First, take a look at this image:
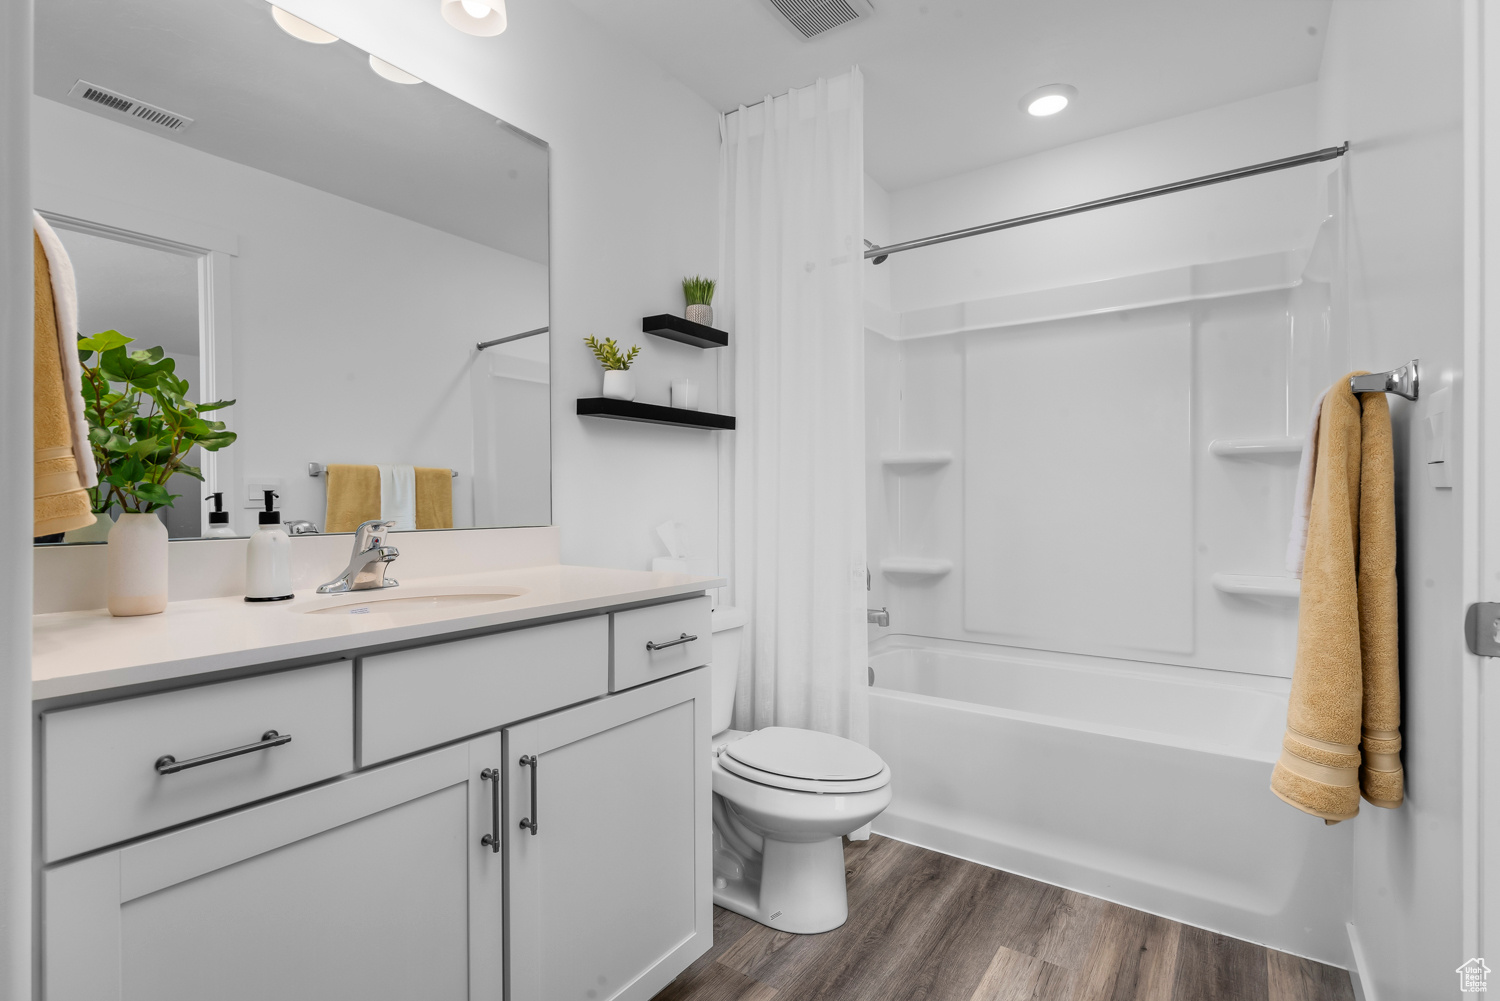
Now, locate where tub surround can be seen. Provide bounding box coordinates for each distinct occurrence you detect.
[33,562,725,701]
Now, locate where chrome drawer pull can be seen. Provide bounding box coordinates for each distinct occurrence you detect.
[154,730,291,775]
[479,767,501,852]
[645,632,697,652]
[519,754,538,836]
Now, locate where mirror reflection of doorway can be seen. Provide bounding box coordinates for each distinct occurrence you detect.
[50,224,204,539]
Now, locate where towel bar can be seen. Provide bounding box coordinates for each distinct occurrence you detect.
[1350,360,1418,401]
[307,463,457,478]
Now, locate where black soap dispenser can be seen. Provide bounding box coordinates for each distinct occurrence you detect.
[204,491,236,539]
[245,490,293,602]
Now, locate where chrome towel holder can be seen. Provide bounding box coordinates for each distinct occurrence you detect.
[308,463,458,478]
[1350,360,1419,401]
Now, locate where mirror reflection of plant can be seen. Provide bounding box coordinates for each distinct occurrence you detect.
[583,335,641,371]
[77,329,237,514]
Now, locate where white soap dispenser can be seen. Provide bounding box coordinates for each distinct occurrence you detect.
[245,490,293,602]
[204,492,237,539]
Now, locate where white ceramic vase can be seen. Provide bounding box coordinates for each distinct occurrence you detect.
[107,512,168,616]
[602,369,637,402]
[685,304,713,327]
[64,512,114,544]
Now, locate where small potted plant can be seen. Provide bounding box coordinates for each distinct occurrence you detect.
[78,330,236,616]
[584,335,642,402]
[683,275,716,327]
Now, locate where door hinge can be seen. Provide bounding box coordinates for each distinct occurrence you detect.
[1465,602,1500,656]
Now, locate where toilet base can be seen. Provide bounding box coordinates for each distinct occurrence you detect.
[713,832,849,934]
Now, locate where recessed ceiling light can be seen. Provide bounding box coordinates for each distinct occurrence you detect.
[1021,84,1077,117]
[441,0,507,36]
[270,6,339,44]
[368,55,423,84]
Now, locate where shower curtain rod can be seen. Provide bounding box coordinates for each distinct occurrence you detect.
[476,325,549,352]
[863,142,1349,264]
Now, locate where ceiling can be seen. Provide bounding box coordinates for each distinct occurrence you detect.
[566,0,1332,191]
[35,0,549,262]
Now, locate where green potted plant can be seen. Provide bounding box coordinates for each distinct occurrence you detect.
[78,329,236,616]
[584,335,642,402]
[682,275,716,327]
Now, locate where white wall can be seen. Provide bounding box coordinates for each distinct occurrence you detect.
[277,0,723,571]
[0,0,32,995]
[33,96,549,535]
[1318,1,1467,997]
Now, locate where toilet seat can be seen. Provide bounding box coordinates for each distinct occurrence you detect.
[718,727,890,794]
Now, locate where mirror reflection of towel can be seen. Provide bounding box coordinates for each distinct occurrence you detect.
[324,464,452,533]
[378,465,416,531]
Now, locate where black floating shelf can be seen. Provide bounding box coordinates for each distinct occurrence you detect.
[577,397,735,430]
[642,314,728,349]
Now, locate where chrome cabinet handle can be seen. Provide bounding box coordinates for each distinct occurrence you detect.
[645,632,697,652]
[155,730,291,775]
[518,754,538,836]
[479,767,500,852]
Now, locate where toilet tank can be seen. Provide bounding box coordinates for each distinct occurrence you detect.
[709,606,748,734]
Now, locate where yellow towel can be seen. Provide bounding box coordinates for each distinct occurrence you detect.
[324,464,381,534]
[324,464,453,532]
[414,467,453,530]
[1271,374,1403,822]
[34,233,96,537]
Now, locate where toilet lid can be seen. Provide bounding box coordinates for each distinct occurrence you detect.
[723,727,886,782]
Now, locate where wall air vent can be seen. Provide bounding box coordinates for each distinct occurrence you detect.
[763,0,873,39]
[66,80,194,134]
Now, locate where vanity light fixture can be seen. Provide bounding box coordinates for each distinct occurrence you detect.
[442,0,507,37]
[369,55,423,84]
[1021,84,1076,117]
[270,6,339,44]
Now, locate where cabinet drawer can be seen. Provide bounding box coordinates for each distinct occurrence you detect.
[610,596,712,692]
[360,616,609,766]
[42,662,353,863]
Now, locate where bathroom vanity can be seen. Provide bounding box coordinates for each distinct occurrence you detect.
[31,564,718,1001]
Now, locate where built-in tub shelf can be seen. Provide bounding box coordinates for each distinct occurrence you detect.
[577,398,735,430]
[1208,437,1304,457]
[881,558,953,579]
[880,451,954,472]
[1211,574,1301,599]
[642,314,728,349]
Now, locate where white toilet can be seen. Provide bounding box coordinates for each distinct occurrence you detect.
[708,606,892,934]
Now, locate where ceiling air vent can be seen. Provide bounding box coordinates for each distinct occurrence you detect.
[66,80,194,134]
[763,0,873,39]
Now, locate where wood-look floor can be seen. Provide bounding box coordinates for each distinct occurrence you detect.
[654,835,1354,1001]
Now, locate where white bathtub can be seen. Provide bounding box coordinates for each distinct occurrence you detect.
[867,641,1351,964]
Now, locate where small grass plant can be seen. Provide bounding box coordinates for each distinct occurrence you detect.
[682,275,716,307]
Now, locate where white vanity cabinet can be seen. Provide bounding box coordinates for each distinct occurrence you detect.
[506,667,711,1001]
[37,595,714,1001]
[44,731,505,1001]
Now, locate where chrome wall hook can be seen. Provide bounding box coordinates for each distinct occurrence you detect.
[1350,360,1419,401]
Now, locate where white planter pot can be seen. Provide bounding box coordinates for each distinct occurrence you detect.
[602,369,637,402]
[64,513,114,544]
[685,304,713,327]
[107,512,168,616]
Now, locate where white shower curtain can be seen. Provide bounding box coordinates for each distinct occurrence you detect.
[719,69,867,742]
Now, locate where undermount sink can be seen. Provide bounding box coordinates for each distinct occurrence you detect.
[301,586,528,616]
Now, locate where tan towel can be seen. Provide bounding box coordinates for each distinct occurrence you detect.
[414,467,453,530]
[325,464,452,532]
[1271,374,1403,822]
[33,232,96,537]
[324,464,381,533]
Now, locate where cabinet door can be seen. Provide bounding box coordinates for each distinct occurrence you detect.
[505,667,711,1001]
[43,733,505,1001]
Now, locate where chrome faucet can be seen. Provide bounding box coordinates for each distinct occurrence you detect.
[316,520,400,594]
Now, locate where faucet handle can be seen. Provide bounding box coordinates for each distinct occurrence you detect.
[354,519,396,549]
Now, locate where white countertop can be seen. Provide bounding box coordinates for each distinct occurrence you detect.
[33,565,726,701]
